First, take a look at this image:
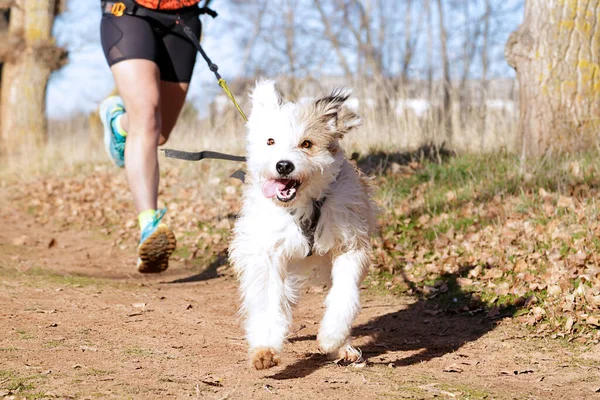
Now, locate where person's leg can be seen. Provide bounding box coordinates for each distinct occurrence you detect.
[110,60,162,212]
[99,11,198,273]
[107,80,190,274]
[107,60,177,273]
[100,19,191,213]
[158,81,190,145]
[117,81,189,147]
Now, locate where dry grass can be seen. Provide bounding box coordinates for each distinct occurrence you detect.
[0,82,518,182]
[353,102,517,155]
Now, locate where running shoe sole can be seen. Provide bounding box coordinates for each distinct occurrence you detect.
[137,224,177,273]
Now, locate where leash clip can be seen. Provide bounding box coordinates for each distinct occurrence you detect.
[110,1,126,17]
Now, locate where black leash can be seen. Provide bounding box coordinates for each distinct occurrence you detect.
[161,149,247,182]
[167,4,249,179]
[99,1,250,179]
[162,149,246,163]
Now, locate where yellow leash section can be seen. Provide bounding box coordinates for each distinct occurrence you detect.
[164,8,248,182]
[218,78,248,122]
[177,15,248,123]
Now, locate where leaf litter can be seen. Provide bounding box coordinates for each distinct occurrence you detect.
[8,156,600,346]
[4,155,600,398]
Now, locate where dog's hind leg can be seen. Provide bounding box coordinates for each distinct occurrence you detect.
[238,254,292,370]
[317,249,369,360]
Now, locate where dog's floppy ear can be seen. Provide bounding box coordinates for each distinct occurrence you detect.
[250,79,282,114]
[313,88,361,138]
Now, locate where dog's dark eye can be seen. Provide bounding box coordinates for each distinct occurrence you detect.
[267,138,275,146]
[300,140,312,149]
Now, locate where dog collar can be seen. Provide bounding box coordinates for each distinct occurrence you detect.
[298,197,327,258]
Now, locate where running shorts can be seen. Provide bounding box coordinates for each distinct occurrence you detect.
[100,5,202,83]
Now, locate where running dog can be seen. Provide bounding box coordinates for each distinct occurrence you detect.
[229,80,377,370]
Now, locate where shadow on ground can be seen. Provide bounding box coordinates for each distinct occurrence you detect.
[159,148,523,379]
[354,144,453,175]
[268,265,522,380]
[166,249,230,283]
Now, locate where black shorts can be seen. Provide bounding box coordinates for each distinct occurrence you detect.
[100,6,202,83]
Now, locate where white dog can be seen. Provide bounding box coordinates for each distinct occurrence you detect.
[229,80,377,370]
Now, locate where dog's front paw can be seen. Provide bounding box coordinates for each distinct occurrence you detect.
[249,347,280,370]
[335,344,363,363]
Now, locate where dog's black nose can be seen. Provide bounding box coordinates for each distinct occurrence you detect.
[276,160,295,176]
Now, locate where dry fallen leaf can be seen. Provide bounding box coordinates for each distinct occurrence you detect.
[445,190,457,202]
[532,307,546,321]
[513,259,528,273]
[565,316,574,332]
[586,315,600,327]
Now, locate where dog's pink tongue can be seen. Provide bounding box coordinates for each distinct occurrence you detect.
[262,180,287,198]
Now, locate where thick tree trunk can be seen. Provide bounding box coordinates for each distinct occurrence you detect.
[506,0,600,156]
[0,0,58,154]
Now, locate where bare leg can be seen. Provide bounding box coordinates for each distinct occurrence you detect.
[109,60,190,213]
[110,60,160,212]
[158,81,189,145]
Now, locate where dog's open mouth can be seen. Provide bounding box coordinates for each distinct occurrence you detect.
[262,179,301,202]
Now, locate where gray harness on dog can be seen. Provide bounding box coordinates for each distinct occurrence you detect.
[297,197,327,258]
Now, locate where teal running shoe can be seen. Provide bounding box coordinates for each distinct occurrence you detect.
[137,208,177,273]
[99,95,126,168]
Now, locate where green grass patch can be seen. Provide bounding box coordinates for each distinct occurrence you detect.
[123,346,155,357]
[45,340,63,349]
[436,383,491,399]
[364,271,407,296]
[380,152,600,217]
[15,329,35,340]
[86,368,114,377]
[173,244,190,259]
[0,369,47,395]
[0,265,135,290]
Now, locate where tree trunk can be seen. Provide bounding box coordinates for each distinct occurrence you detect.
[506,0,600,157]
[283,0,298,100]
[480,0,491,152]
[400,0,413,85]
[426,0,433,100]
[0,0,58,155]
[435,0,452,148]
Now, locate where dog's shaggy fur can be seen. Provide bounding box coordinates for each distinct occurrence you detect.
[229,80,377,370]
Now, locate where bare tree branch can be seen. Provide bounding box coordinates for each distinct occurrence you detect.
[313,0,352,77]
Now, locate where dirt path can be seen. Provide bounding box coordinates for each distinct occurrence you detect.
[1,194,600,399]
